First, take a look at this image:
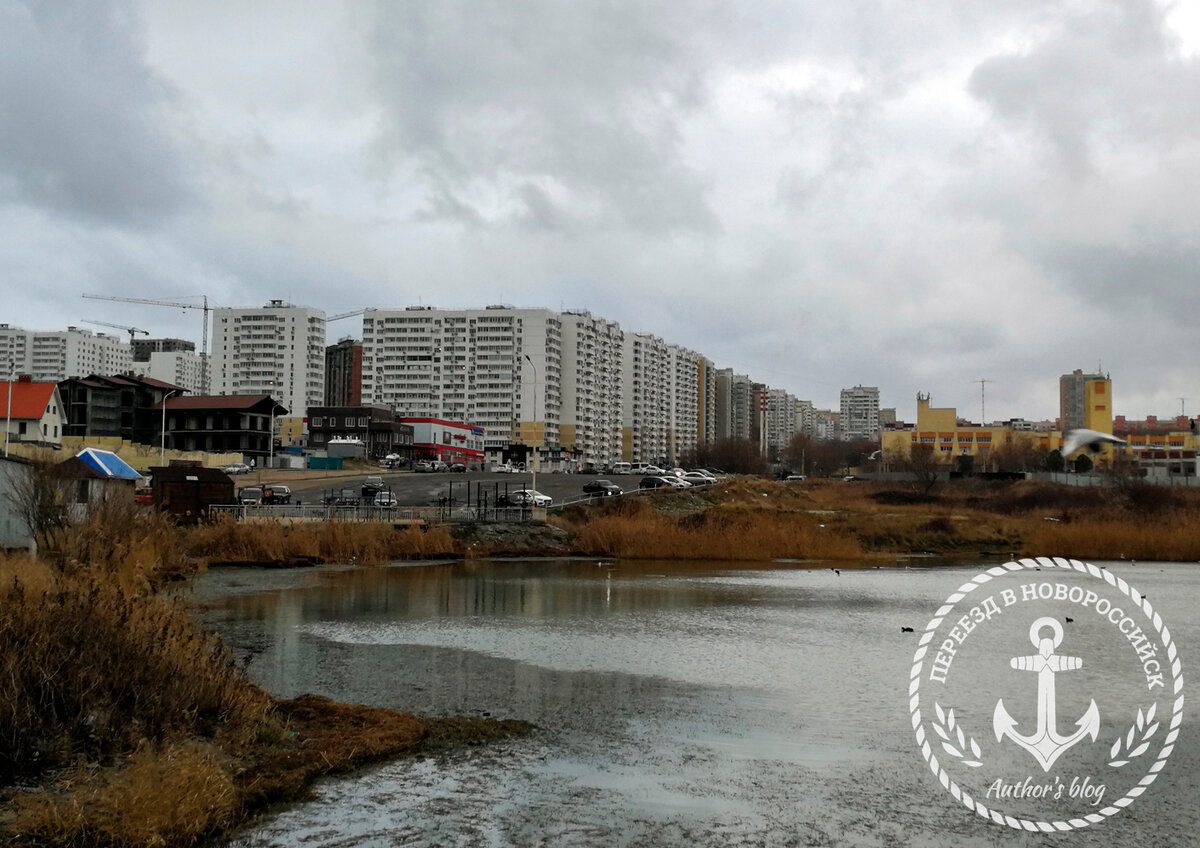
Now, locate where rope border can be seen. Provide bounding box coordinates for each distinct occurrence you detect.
[909,557,1185,831]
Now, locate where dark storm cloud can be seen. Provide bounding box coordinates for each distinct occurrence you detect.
[0,0,191,224]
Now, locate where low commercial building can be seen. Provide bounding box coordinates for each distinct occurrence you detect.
[307,405,414,460]
[402,417,485,467]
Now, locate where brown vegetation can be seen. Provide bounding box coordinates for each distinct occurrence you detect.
[185,516,458,567]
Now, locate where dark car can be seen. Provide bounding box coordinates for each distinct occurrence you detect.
[583,479,622,497]
[638,476,671,490]
[449,462,467,473]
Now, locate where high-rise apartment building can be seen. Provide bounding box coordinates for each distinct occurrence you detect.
[0,324,132,381]
[362,306,563,454]
[325,338,363,406]
[714,369,754,442]
[140,350,205,394]
[560,311,623,469]
[840,385,880,441]
[796,399,815,438]
[620,333,674,463]
[132,338,194,361]
[1060,369,1111,432]
[212,300,326,416]
[765,388,798,458]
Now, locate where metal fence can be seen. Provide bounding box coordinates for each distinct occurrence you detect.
[209,504,537,523]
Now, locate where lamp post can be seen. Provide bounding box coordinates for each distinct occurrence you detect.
[525,353,537,497]
[269,406,276,471]
[160,389,179,465]
[4,359,13,457]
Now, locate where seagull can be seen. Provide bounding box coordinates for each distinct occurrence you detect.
[1062,428,1127,457]
[1065,616,1074,623]
[901,626,915,633]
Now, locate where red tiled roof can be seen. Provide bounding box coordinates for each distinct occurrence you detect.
[0,382,57,419]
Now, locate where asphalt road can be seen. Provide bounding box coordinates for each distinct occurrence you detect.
[247,470,646,507]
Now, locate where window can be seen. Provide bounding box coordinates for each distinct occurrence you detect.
[311,417,323,427]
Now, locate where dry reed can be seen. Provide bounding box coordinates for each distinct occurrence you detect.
[184,517,457,566]
[1024,515,1200,562]
[572,508,863,560]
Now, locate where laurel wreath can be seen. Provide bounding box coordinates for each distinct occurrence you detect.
[932,702,983,767]
[1108,704,1159,767]
[910,556,1186,833]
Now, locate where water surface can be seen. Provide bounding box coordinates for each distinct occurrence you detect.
[191,558,1200,847]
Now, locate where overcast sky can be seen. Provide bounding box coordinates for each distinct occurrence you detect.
[3,1,1199,422]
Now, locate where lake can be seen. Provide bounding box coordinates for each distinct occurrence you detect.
[190,557,1200,847]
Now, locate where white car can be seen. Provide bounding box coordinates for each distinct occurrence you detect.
[643,465,666,475]
[502,489,552,507]
[663,477,692,489]
[682,472,714,486]
[491,463,518,473]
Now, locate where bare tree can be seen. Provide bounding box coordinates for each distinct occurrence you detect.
[4,458,71,549]
[903,444,945,495]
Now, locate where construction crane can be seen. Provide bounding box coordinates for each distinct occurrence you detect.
[81,319,150,343]
[82,294,212,392]
[329,309,365,321]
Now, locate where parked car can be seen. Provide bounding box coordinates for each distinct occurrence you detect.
[491,463,519,473]
[643,465,666,475]
[362,475,385,496]
[638,476,671,490]
[449,462,467,473]
[583,479,622,497]
[663,477,692,489]
[262,483,291,504]
[681,472,714,486]
[414,460,435,473]
[238,486,263,505]
[498,489,552,507]
[223,463,251,475]
[134,486,153,505]
[373,491,398,509]
[785,474,806,482]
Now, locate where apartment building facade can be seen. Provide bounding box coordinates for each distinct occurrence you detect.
[324,338,363,406]
[840,385,880,442]
[1060,369,1111,432]
[212,300,326,417]
[0,324,133,382]
[560,311,623,470]
[361,306,563,455]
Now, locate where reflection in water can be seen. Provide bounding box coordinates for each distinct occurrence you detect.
[191,559,1200,847]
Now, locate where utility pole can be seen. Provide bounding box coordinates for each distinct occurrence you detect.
[973,378,992,424]
[1179,397,1188,417]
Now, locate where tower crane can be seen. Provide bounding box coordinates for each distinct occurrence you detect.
[82,294,212,392]
[81,319,149,343]
[328,309,365,321]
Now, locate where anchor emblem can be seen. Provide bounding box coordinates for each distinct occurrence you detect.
[993,617,1100,772]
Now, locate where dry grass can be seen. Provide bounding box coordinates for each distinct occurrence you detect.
[0,566,274,786]
[7,742,239,848]
[185,517,457,566]
[568,502,863,560]
[1024,515,1200,561]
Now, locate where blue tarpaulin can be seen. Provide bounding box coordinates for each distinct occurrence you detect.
[75,448,142,480]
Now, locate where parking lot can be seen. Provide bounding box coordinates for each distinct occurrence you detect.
[250,469,650,508]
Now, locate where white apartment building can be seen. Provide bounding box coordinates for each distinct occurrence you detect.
[561,311,623,470]
[698,357,718,446]
[765,388,798,458]
[714,368,755,442]
[840,385,880,442]
[814,409,841,441]
[796,399,815,438]
[141,350,206,395]
[362,306,563,454]
[667,345,703,463]
[213,300,326,417]
[621,333,673,463]
[0,324,132,381]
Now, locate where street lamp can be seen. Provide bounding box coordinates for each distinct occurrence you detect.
[160,389,180,465]
[525,353,537,497]
[3,359,13,457]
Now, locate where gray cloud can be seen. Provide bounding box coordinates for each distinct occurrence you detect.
[0,1,192,224]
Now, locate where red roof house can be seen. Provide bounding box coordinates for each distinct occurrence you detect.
[1,380,66,449]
